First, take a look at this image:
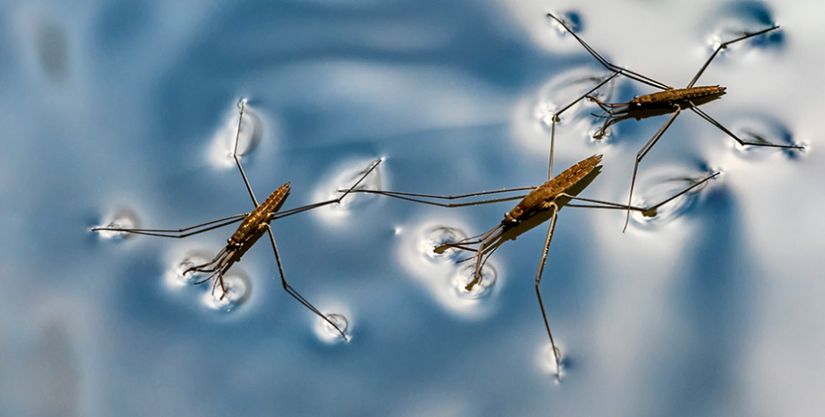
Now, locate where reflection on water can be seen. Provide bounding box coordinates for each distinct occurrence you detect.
[3,0,824,416]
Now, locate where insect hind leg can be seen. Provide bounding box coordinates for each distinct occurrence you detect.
[546,13,671,91]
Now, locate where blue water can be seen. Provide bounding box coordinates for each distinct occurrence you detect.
[3,1,825,416]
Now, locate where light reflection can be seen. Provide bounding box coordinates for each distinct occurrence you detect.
[93,207,140,241]
[396,218,503,319]
[200,271,251,313]
[311,157,385,223]
[313,303,354,344]
[207,99,263,169]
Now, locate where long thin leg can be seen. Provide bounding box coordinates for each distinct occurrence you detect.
[688,106,803,150]
[465,226,506,290]
[623,106,683,232]
[233,99,260,207]
[91,213,247,238]
[338,186,536,201]
[560,194,646,212]
[546,13,671,91]
[687,25,780,88]
[565,171,720,214]
[335,190,529,209]
[549,72,621,177]
[269,159,382,221]
[534,205,562,380]
[265,225,348,340]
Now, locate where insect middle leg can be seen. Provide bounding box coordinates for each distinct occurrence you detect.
[270,159,383,221]
[561,170,720,216]
[533,203,562,379]
[623,105,683,232]
[264,225,349,340]
[337,186,534,209]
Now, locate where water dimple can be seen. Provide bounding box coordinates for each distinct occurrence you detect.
[312,158,384,222]
[201,272,250,313]
[421,226,468,264]
[207,98,263,169]
[167,252,212,287]
[452,262,498,300]
[727,116,805,159]
[314,312,351,344]
[548,10,583,36]
[92,208,140,241]
[631,169,719,230]
[705,3,783,53]
[533,67,619,146]
[536,342,569,383]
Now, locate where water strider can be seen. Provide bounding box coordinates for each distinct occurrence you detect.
[342,153,719,379]
[544,12,803,231]
[92,99,381,339]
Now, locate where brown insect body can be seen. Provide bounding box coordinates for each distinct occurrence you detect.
[230,182,291,246]
[630,85,726,109]
[184,182,292,293]
[504,154,603,224]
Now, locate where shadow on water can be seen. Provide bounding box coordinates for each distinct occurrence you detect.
[651,184,751,415]
[148,0,553,143]
[1,320,80,417]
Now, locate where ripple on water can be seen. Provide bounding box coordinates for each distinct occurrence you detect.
[547,10,583,38]
[452,262,498,301]
[164,251,214,288]
[93,207,140,241]
[397,219,503,319]
[514,66,618,156]
[536,342,569,383]
[727,115,805,159]
[705,2,783,53]
[312,157,384,223]
[421,226,468,264]
[207,98,263,169]
[631,168,720,230]
[534,67,617,129]
[201,271,251,313]
[314,308,352,344]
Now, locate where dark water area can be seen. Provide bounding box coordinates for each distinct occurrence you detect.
[2,1,824,416]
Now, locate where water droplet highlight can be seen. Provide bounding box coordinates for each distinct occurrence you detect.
[314,312,351,344]
[93,208,140,241]
[421,226,468,264]
[201,272,250,313]
[312,158,384,222]
[208,99,263,169]
[452,263,497,300]
[632,170,717,229]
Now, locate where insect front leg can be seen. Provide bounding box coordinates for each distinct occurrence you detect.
[533,204,562,380]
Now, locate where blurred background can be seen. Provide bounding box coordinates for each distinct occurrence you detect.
[1,0,824,416]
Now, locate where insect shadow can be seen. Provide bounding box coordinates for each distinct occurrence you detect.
[342,153,718,380]
[92,99,381,340]
[544,12,803,231]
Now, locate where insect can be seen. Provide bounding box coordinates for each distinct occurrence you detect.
[342,154,719,379]
[92,99,381,339]
[544,12,803,231]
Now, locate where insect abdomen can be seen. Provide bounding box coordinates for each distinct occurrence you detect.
[506,154,602,222]
[229,182,291,244]
[633,85,726,105]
